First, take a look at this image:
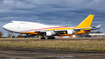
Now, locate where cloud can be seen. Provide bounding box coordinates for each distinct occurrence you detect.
[0,0,105,10]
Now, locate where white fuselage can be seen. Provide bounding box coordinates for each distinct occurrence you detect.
[3,21,59,33]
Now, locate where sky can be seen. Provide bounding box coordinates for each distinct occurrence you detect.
[0,0,105,37]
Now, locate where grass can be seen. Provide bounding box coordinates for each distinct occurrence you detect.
[0,38,105,52]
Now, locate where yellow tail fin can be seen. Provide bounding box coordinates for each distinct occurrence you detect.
[76,14,94,28]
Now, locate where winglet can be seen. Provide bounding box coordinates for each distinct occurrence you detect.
[96,24,101,28]
[76,14,94,28]
[92,24,101,28]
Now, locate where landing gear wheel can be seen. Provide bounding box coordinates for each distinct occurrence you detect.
[51,36,55,39]
[47,36,55,39]
[47,37,51,39]
[41,37,45,39]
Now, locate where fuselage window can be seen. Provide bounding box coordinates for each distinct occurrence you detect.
[20,23,26,24]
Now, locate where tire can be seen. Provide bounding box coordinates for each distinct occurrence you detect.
[41,37,45,39]
[52,37,55,39]
[47,37,51,39]
[47,36,55,39]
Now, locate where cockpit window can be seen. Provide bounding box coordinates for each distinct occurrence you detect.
[10,21,13,23]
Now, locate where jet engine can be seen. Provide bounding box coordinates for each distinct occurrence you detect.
[45,31,55,36]
[66,29,75,34]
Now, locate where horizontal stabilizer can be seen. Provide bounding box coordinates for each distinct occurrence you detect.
[95,24,101,28]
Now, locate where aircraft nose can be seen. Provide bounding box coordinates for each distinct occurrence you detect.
[3,24,9,30]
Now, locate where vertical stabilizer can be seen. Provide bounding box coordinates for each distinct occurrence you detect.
[76,14,94,28]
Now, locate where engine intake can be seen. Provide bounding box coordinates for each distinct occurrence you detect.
[45,31,55,36]
[66,29,75,34]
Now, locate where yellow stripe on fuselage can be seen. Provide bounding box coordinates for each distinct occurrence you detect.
[21,31,43,35]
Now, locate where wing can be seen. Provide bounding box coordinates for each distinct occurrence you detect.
[34,24,101,36]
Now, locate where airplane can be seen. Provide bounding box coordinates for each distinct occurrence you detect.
[3,14,101,39]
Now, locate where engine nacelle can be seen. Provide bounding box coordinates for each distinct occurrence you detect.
[45,31,55,36]
[66,29,75,34]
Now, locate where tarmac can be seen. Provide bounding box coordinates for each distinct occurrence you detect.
[0,48,105,59]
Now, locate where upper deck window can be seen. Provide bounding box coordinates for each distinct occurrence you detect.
[10,21,13,23]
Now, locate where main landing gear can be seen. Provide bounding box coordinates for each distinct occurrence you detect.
[41,36,46,39]
[41,36,55,39]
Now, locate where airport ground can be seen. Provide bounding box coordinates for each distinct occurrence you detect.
[0,38,105,59]
[0,48,105,59]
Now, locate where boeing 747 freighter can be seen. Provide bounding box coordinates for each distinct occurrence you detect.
[3,15,101,39]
